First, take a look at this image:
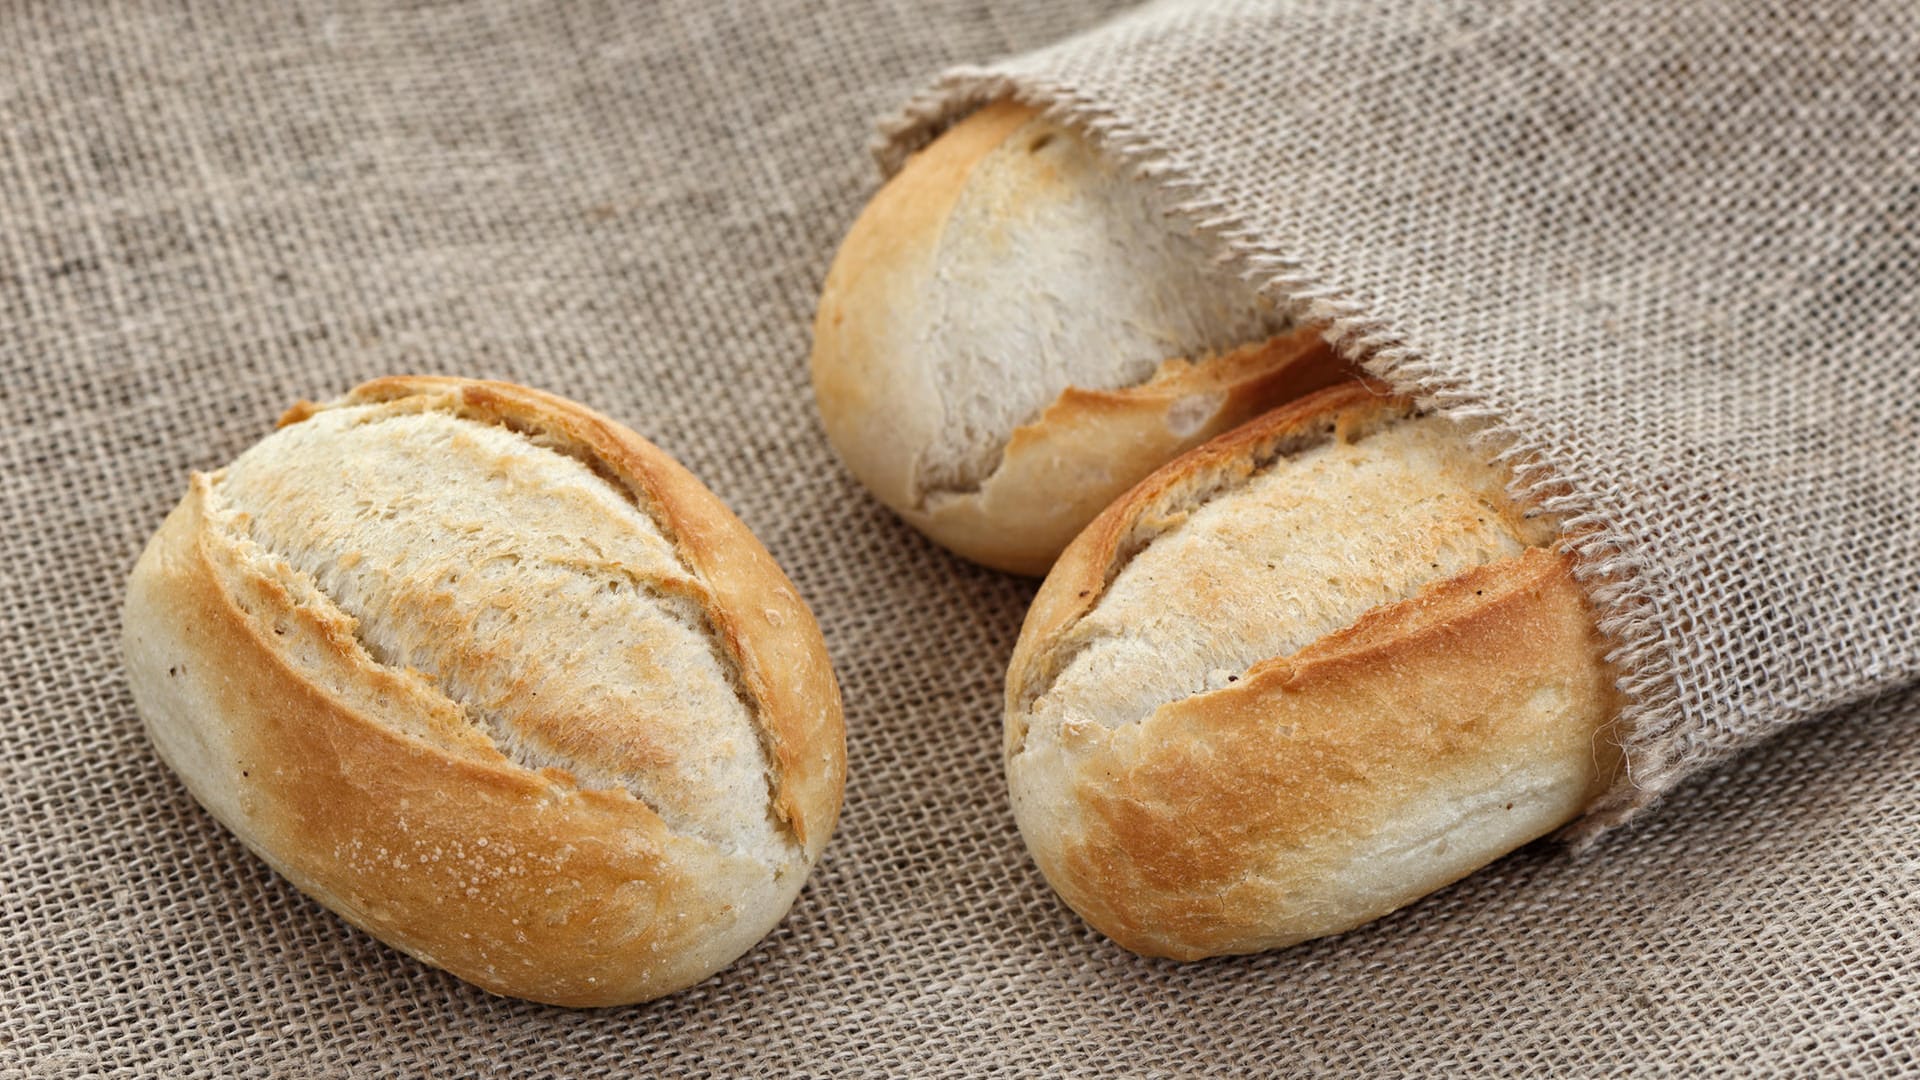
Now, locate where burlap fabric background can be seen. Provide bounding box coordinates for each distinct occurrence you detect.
[2,2,1915,1076]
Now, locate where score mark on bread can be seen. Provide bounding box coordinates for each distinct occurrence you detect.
[812,101,1350,575]
[1005,383,1623,959]
[122,377,845,1007]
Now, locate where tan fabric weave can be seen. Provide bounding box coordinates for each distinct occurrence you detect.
[2,2,1914,1075]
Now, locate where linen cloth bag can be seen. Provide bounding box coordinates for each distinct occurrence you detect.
[882,0,1920,834]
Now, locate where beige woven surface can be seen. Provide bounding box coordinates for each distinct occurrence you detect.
[1,2,1915,1076]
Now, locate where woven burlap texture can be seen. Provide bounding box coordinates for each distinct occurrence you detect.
[2,1,1914,1076]
[883,0,1920,835]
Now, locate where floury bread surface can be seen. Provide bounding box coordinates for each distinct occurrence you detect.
[1005,384,1623,959]
[122,377,845,1006]
[812,101,1347,575]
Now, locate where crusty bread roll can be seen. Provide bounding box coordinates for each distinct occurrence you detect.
[813,100,1349,575]
[1005,382,1623,959]
[122,376,845,1007]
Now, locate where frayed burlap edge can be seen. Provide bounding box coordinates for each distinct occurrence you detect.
[875,70,1693,843]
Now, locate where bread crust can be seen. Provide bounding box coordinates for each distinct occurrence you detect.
[812,101,1033,523]
[812,102,1330,576]
[123,377,844,1006]
[904,328,1352,575]
[1005,385,1622,958]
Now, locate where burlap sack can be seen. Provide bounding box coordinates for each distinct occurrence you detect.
[2,2,1914,1075]
[883,0,1920,835]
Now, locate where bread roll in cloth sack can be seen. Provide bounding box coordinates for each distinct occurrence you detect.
[884,0,1920,831]
[4,0,1918,1074]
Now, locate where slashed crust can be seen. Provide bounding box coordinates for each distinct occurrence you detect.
[906,327,1354,576]
[811,100,1336,576]
[1005,385,1622,958]
[1008,383,1409,680]
[338,376,844,847]
[124,377,844,1006]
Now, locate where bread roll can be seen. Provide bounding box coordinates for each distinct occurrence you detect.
[813,101,1349,575]
[122,376,845,1006]
[1005,382,1622,959]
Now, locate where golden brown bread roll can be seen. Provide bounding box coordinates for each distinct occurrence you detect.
[1005,382,1623,959]
[812,101,1349,575]
[122,376,845,1006]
